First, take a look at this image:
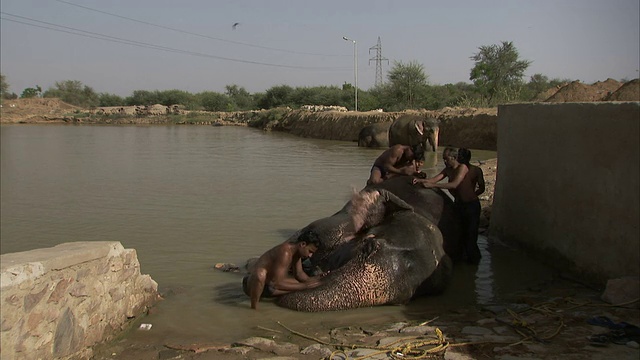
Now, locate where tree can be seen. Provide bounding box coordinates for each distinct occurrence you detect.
[43,80,99,107]
[225,84,255,111]
[386,61,429,109]
[125,90,159,106]
[21,87,40,98]
[258,85,294,109]
[98,93,125,107]
[469,41,531,106]
[198,91,230,112]
[0,73,8,98]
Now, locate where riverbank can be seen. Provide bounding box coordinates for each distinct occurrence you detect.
[0,98,499,151]
[91,251,639,360]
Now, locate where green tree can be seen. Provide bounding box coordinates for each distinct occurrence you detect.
[225,84,255,111]
[98,93,125,106]
[0,73,9,99]
[258,85,294,109]
[43,80,99,107]
[198,91,230,112]
[156,89,196,107]
[469,41,531,106]
[125,90,159,106]
[386,60,429,109]
[21,87,40,98]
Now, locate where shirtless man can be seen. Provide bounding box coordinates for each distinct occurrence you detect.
[413,147,485,263]
[367,144,425,186]
[242,230,324,309]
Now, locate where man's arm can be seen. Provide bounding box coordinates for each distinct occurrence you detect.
[270,248,315,291]
[293,258,317,283]
[413,169,446,186]
[383,147,416,176]
[425,165,468,190]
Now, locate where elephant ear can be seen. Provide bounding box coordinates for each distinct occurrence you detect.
[414,121,424,136]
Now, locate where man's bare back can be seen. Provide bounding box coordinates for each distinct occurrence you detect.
[243,234,322,309]
[368,144,424,185]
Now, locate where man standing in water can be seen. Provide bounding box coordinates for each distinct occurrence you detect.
[367,144,425,186]
[413,147,485,263]
[242,230,324,309]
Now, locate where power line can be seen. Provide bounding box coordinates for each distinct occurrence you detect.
[55,0,349,58]
[1,12,350,71]
[369,36,389,87]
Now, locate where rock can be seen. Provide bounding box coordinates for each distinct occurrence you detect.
[461,326,494,335]
[601,276,640,308]
[346,348,388,360]
[626,341,639,349]
[232,337,299,356]
[399,325,436,334]
[300,344,333,357]
[445,350,476,360]
[214,263,240,272]
[383,322,409,332]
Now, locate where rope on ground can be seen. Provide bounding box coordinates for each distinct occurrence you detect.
[565,297,639,309]
[277,321,449,360]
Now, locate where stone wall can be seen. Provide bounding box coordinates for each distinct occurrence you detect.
[0,242,159,360]
[490,102,639,281]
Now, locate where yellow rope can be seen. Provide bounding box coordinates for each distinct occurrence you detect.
[278,321,449,360]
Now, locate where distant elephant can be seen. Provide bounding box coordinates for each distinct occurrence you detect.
[357,122,391,148]
[275,177,455,312]
[388,114,439,152]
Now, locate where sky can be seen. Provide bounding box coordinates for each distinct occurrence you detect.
[1,0,639,97]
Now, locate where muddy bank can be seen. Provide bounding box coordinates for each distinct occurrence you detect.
[262,107,498,151]
[1,99,499,151]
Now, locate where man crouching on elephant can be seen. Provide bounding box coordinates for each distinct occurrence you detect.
[242,230,325,309]
[367,144,425,186]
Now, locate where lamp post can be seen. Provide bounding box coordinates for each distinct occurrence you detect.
[342,36,357,112]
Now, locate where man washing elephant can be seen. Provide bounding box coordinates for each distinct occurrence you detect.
[242,230,326,309]
[367,143,425,186]
[413,147,485,263]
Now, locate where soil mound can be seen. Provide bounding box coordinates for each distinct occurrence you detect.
[0,98,80,123]
[544,78,623,102]
[605,78,640,101]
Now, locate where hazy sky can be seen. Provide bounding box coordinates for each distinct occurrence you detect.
[1,0,639,96]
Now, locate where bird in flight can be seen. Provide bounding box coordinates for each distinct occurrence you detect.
[232,22,240,30]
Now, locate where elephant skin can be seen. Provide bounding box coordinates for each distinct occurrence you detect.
[388,114,439,152]
[275,177,454,312]
[358,122,391,148]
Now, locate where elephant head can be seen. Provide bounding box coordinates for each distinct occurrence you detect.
[388,115,439,152]
[275,177,454,312]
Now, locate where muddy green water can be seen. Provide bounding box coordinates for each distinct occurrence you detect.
[0,125,553,345]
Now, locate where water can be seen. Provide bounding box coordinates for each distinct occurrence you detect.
[0,125,552,345]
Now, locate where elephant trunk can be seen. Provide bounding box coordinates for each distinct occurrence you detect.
[427,127,439,152]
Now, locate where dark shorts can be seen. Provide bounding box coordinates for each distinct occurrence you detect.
[242,274,275,298]
[371,164,388,178]
[454,199,482,262]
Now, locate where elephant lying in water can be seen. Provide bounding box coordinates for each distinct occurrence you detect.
[275,176,455,312]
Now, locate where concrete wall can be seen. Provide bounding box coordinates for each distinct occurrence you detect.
[0,242,159,360]
[490,102,639,281]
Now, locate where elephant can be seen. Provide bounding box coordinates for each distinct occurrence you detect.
[388,114,439,152]
[274,176,456,312]
[357,122,391,148]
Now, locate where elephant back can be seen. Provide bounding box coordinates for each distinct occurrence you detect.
[358,122,391,148]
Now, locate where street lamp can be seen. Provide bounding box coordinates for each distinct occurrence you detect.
[343,36,357,112]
